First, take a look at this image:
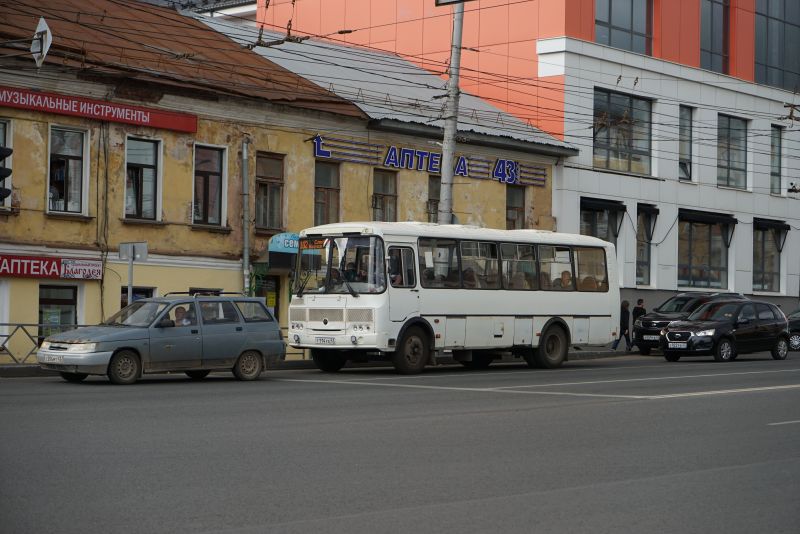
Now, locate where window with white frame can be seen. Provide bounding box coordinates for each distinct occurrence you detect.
[427,175,440,223]
[593,88,652,175]
[506,185,525,230]
[314,161,339,226]
[49,128,85,213]
[0,120,9,207]
[255,152,284,230]
[677,210,736,288]
[752,219,788,292]
[679,106,693,180]
[770,125,782,195]
[193,146,224,225]
[717,115,747,189]
[125,138,159,220]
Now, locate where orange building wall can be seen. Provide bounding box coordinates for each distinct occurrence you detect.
[255,0,756,137]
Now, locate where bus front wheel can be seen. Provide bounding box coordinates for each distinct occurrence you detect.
[534,326,568,369]
[393,326,429,375]
[311,350,347,373]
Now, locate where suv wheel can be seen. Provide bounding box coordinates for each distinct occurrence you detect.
[714,338,735,362]
[771,337,789,361]
[789,332,800,352]
[664,352,680,362]
[638,347,651,356]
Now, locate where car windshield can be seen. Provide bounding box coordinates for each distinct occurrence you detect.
[294,235,386,295]
[688,302,740,322]
[656,296,695,313]
[103,301,168,327]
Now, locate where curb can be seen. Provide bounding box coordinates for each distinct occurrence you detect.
[0,349,629,378]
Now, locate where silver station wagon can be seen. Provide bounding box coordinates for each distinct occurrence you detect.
[37,294,285,384]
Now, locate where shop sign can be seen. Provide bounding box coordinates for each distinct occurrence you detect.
[0,86,197,133]
[268,232,299,253]
[0,254,102,280]
[312,135,547,187]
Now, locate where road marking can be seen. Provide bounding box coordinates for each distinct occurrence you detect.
[767,420,800,426]
[647,383,800,399]
[273,378,648,399]
[492,368,800,390]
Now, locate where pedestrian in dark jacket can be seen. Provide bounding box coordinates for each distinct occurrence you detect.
[632,298,646,323]
[612,300,632,351]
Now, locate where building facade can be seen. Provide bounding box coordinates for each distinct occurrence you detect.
[256,0,800,309]
[0,0,571,363]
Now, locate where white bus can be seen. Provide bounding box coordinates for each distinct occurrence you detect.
[289,222,619,374]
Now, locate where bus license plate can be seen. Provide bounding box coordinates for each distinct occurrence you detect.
[643,335,660,341]
[668,342,687,349]
[315,337,335,345]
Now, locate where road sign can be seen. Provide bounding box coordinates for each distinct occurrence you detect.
[30,17,52,68]
[119,242,148,262]
[435,0,476,6]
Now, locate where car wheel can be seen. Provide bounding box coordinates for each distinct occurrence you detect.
[185,370,211,380]
[60,371,88,383]
[311,350,347,373]
[460,353,493,370]
[534,326,568,369]
[789,332,800,352]
[664,352,681,362]
[107,350,140,385]
[714,338,735,362]
[771,337,789,361]
[393,326,429,375]
[233,351,263,381]
[638,347,651,356]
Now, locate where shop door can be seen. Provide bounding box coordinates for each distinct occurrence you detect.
[257,276,281,321]
[39,285,77,342]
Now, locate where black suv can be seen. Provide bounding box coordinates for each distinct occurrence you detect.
[633,292,747,355]
[660,299,790,362]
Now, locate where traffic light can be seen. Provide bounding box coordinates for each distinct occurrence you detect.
[0,146,11,201]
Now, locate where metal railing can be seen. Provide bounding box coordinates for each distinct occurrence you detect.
[0,323,90,364]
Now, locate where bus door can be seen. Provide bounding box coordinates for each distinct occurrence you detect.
[387,246,419,322]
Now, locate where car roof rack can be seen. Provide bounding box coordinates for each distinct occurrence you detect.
[164,291,247,297]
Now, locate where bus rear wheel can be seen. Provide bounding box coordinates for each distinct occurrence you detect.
[534,326,568,369]
[311,350,347,372]
[393,326,429,375]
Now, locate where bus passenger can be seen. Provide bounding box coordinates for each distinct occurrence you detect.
[554,270,573,290]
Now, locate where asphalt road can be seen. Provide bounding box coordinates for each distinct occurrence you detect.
[2,353,799,534]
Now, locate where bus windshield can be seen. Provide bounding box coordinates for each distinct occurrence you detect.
[294,236,385,295]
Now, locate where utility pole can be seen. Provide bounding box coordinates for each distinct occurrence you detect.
[437,1,466,225]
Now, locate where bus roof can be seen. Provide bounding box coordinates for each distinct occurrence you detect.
[298,222,614,249]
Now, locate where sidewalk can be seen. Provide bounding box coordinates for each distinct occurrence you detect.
[0,346,630,378]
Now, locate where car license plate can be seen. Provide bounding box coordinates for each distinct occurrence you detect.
[315,336,335,345]
[643,335,660,341]
[41,353,64,363]
[668,342,687,349]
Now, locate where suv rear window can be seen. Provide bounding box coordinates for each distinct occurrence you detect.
[657,296,695,313]
[235,301,273,322]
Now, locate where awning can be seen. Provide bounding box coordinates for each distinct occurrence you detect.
[580,197,627,212]
[678,209,737,226]
[637,203,660,216]
[753,218,790,232]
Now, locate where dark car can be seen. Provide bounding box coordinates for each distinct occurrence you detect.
[788,308,800,352]
[633,292,747,355]
[660,299,789,362]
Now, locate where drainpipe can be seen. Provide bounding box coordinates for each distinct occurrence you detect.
[242,136,251,295]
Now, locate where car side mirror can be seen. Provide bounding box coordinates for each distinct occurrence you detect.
[158,318,175,328]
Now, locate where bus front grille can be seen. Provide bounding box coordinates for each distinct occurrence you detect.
[346,308,374,323]
[308,309,344,322]
[289,308,307,321]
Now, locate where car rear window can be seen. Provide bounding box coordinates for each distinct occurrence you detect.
[657,296,695,313]
[235,301,273,322]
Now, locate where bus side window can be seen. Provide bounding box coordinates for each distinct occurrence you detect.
[388,247,416,288]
